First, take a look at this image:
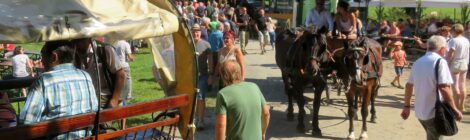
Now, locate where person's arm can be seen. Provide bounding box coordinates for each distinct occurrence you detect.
[351,13,357,33]
[215,114,227,140]
[389,51,395,59]
[26,57,33,76]
[447,48,455,65]
[261,104,270,140]
[105,47,126,108]
[254,20,260,32]
[438,84,463,121]
[413,36,426,49]
[235,48,245,80]
[126,43,134,61]
[401,83,414,120]
[19,79,45,124]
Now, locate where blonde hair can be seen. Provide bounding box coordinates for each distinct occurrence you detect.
[220,60,242,86]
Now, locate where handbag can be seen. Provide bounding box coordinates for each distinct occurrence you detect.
[433,58,458,136]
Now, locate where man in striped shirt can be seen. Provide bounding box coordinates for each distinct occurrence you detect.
[19,45,98,139]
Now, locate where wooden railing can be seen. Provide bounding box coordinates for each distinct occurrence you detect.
[0,94,189,140]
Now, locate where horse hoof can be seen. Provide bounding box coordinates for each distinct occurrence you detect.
[311,129,322,137]
[287,113,294,121]
[370,118,377,123]
[359,131,368,140]
[296,124,306,133]
[347,132,355,140]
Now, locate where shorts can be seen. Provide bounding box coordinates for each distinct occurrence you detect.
[120,67,132,100]
[197,74,209,100]
[450,60,468,73]
[258,31,270,45]
[394,66,404,75]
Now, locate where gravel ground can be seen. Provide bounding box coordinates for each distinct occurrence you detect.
[195,40,470,140]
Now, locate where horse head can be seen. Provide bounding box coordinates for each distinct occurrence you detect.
[344,38,369,86]
[298,28,328,77]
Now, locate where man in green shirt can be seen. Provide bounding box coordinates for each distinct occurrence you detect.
[215,60,270,140]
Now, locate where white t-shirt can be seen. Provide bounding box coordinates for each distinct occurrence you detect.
[407,52,453,120]
[114,40,132,68]
[448,36,470,64]
[12,54,30,77]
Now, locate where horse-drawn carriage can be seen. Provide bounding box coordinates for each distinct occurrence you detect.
[0,0,199,139]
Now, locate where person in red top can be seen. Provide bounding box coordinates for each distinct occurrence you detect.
[389,41,408,89]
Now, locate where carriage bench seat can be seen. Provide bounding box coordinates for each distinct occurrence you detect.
[0,94,189,140]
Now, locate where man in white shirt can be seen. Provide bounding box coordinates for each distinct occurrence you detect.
[114,40,134,100]
[401,35,463,140]
[447,24,470,112]
[304,0,333,33]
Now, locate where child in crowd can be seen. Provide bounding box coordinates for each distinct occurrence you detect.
[267,17,276,50]
[389,41,407,89]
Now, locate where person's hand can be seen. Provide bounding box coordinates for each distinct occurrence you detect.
[401,107,410,120]
[326,31,332,37]
[453,108,463,121]
[109,100,119,108]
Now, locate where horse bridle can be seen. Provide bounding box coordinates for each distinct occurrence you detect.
[344,46,370,84]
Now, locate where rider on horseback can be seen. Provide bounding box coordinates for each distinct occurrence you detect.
[305,0,334,35]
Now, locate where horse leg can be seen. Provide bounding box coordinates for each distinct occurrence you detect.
[324,78,332,105]
[360,81,374,140]
[354,90,359,121]
[347,87,356,140]
[295,87,306,133]
[287,88,294,121]
[312,81,325,137]
[370,81,379,123]
[285,75,294,121]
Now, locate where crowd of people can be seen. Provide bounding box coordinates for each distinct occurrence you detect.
[2,0,470,139]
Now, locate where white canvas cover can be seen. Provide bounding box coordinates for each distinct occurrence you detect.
[349,0,470,8]
[0,0,179,43]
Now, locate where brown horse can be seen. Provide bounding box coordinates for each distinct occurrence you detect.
[326,37,383,140]
[275,27,330,136]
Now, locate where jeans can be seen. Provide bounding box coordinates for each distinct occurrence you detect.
[419,118,443,140]
[197,74,209,100]
[269,31,276,47]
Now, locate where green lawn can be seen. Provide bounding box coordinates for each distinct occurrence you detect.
[7,43,165,127]
[367,7,464,21]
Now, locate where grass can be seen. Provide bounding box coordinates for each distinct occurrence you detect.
[5,43,165,127]
[367,7,464,21]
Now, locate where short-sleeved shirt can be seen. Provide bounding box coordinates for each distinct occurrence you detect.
[209,30,224,52]
[256,16,269,31]
[114,40,132,68]
[79,46,124,96]
[391,50,407,67]
[237,14,251,31]
[407,52,453,120]
[195,40,211,75]
[215,82,267,140]
[448,36,470,64]
[12,54,30,77]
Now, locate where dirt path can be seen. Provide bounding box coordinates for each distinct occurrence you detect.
[196,40,470,140]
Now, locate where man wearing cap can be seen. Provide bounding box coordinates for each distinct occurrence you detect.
[304,0,333,33]
[193,23,213,130]
[447,24,470,112]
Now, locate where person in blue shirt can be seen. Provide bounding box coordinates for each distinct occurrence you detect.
[20,44,98,139]
[209,22,224,70]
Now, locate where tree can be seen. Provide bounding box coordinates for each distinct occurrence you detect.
[462,4,470,24]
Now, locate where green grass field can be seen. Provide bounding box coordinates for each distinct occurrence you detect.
[6,43,165,127]
[367,7,464,22]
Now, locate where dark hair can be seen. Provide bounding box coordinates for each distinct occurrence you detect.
[338,1,350,11]
[43,40,75,64]
[13,46,22,55]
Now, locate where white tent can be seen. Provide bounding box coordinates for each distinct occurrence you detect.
[349,0,470,8]
[0,0,179,43]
